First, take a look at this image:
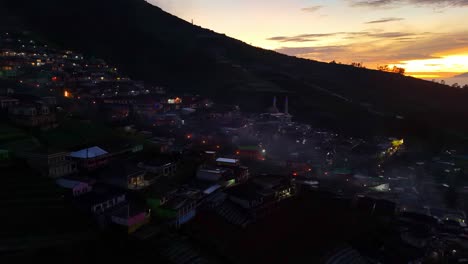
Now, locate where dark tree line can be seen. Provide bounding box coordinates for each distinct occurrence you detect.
[377,65,406,75]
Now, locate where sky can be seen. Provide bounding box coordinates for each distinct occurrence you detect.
[147,0,468,83]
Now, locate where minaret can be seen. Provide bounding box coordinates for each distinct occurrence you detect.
[284,96,289,115]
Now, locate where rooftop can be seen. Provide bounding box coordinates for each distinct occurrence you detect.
[216,157,239,164]
[225,182,261,200]
[74,185,125,208]
[111,203,147,218]
[69,146,108,159]
[98,161,145,180]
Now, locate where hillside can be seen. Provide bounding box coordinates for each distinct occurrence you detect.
[455,73,468,78]
[2,0,468,141]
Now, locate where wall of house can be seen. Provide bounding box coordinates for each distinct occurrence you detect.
[177,209,196,226]
[92,194,126,213]
[128,217,150,234]
[72,184,92,196]
[147,198,177,218]
[230,196,252,209]
[49,162,77,178]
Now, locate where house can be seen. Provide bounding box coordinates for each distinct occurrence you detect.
[145,177,199,228]
[74,187,126,215]
[203,150,217,160]
[102,103,130,121]
[236,145,265,160]
[97,162,149,190]
[207,104,240,119]
[233,166,250,183]
[138,158,177,179]
[17,150,78,178]
[147,137,175,153]
[110,203,151,234]
[226,175,295,212]
[197,167,227,182]
[56,176,94,196]
[196,166,236,187]
[216,157,240,167]
[149,196,197,228]
[146,177,179,208]
[0,96,19,110]
[69,146,109,170]
[8,102,57,129]
[41,96,57,106]
[252,175,295,202]
[152,113,182,127]
[225,183,264,209]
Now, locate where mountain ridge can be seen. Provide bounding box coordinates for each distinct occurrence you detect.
[1,0,468,141]
[454,72,468,78]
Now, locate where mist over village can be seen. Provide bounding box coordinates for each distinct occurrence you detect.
[1,0,468,263]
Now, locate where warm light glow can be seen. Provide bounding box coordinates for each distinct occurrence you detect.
[391,139,404,147]
[395,54,468,74]
[168,97,182,104]
[64,90,70,98]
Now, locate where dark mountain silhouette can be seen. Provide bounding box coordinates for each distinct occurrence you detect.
[2,0,468,142]
[454,73,468,78]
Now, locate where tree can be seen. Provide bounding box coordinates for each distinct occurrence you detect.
[351,62,365,68]
[392,66,405,75]
[330,60,337,64]
[440,80,446,85]
[377,64,405,75]
[451,83,460,88]
[463,84,468,89]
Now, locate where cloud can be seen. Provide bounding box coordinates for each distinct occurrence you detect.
[267,33,340,42]
[368,32,416,38]
[351,0,394,7]
[267,31,423,42]
[276,46,350,56]
[350,0,468,8]
[301,5,323,12]
[273,31,468,67]
[365,17,405,24]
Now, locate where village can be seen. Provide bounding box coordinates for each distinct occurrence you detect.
[1,30,468,263]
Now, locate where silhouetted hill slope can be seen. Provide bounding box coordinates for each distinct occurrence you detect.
[454,73,468,78]
[2,0,468,140]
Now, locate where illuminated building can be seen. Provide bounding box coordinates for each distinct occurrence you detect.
[167,97,182,104]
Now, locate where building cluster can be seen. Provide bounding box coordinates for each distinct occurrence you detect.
[1,95,57,130]
[1,31,467,262]
[0,31,164,100]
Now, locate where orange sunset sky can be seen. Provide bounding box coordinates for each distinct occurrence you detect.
[148,0,468,81]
